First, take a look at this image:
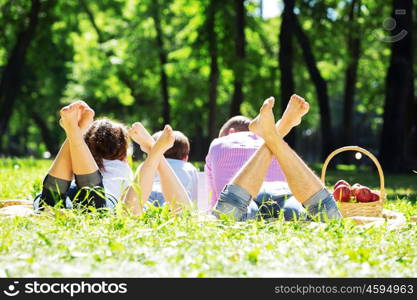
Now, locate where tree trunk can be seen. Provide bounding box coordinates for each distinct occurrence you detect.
[293,15,333,159]
[342,0,361,151]
[405,2,416,164]
[279,0,296,148]
[229,0,246,117]
[0,0,42,142]
[207,0,219,141]
[151,0,170,125]
[380,0,413,171]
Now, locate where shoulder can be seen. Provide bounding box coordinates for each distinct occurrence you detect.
[102,159,132,175]
[167,159,197,172]
[208,131,261,152]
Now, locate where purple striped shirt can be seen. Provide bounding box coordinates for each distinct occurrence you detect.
[205,131,287,210]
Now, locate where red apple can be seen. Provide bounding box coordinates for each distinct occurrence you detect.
[333,185,351,202]
[356,186,373,202]
[334,180,351,190]
[370,190,380,202]
[351,183,362,197]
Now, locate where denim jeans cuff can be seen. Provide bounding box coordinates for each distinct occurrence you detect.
[43,174,71,195]
[304,188,342,221]
[223,184,253,205]
[75,170,103,188]
[303,188,331,208]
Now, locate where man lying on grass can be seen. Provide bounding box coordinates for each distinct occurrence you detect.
[213,95,342,221]
[206,99,306,220]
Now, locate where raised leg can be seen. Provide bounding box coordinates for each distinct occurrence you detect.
[37,101,96,209]
[60,102,98,175]
[249,95,341,220]
[127,123,192,214]
[60,101,105,208]
[126,123,191,214]
[48,100,94,180]
[231,96,309,198]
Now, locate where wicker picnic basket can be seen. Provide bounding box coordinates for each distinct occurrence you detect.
[321,146,385,217]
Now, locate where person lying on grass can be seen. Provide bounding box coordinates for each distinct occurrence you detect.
[147,130,198,207]
[123,123,192,216]
[205,113,301,219]
[213,95,342,222]
[205,115,287,211]
[34,101,133,211]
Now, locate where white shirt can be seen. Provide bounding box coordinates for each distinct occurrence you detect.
[152,158,199,202]
[101,159,133,200]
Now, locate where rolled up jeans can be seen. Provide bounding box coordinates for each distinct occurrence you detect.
[213,184,341,222]
[33,171,115,210]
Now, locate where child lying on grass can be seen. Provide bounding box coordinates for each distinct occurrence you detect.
[34,101,133,210]
[147,130,198,207]
[34,101,192,216]
[124,123,192,215]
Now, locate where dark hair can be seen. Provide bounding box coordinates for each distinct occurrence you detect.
[84,119,128,170]
[152,130,190,160]
[219,115,252,137]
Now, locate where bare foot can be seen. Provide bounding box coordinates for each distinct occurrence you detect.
[151,125,175,155]
[77,101,95,134]
[128,122,155,153]
[59,102,83,142]
[249,97,277,140]
[279,94,310,129]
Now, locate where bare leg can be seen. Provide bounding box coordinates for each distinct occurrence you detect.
[128,123,192,212]
[231,96,309,198]
[48,140,73,181]
[48,101,94,180]
[37,101,96,209]
[249,95,323,203]
[60,102,98,175]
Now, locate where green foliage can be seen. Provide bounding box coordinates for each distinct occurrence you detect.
[1,0,415,164]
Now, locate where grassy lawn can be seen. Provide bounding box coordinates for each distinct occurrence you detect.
[0,158,416,277]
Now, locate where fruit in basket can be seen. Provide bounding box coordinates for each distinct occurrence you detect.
[333,185,351,202]
[334,180,351,189]
[356,186,373,202]
[370,190,380,202]
[350,183,362,197]
[332,180,380,203]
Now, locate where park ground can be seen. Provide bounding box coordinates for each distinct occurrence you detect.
[0,158,416,277]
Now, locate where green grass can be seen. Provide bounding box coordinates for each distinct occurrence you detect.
[0,158,416,277]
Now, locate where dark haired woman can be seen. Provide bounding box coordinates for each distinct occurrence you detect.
[34,101,133,210]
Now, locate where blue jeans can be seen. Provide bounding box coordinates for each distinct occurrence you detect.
[148,191,166,207]
[213,184,341,222]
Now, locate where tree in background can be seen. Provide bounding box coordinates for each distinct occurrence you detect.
[0,0,43,143]
[150,0,171,125]
[293,2,333,159]
[206,0,219,141]
[278,0,296,147]
[229,0,246,117]
[0,0,415,168]
[380,0,414,171]
[342,0,361,149]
